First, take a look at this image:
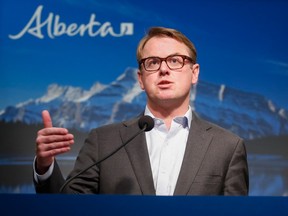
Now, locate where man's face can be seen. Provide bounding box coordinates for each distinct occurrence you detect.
[137,36,199,107]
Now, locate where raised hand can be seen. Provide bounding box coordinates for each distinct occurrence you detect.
[35,110,74,174]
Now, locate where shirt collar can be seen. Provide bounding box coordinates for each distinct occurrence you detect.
[144,105,192,129]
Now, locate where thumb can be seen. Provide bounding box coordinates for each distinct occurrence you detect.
[42,110,53,128]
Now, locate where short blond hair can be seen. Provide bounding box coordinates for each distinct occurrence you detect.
[136,27,197,67]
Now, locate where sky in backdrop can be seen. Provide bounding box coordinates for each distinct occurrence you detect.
[1,0,287,110]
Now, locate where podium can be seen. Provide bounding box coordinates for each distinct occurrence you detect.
[1,194,287,215]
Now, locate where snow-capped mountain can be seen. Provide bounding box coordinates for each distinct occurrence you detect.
[1,67,287,140]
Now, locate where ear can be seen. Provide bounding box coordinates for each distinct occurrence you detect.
[191,63,199,85]
[137,70,145,90]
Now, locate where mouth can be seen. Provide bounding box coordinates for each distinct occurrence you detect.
[157,80,173,87]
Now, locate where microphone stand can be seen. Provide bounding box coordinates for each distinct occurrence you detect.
[60,124,148,193]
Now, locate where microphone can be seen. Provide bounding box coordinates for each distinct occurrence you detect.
[60,115,154,193]
[138,115,154,132]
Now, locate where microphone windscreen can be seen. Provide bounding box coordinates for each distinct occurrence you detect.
[138,115,154,132]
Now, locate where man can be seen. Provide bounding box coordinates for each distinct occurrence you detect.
[34,26,249,195]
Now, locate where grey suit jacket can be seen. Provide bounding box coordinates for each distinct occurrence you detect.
[35,112,249,195]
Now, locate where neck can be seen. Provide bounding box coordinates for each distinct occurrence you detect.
[147,100,189,129]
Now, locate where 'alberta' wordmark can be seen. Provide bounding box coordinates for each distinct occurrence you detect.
[9,5,134,40]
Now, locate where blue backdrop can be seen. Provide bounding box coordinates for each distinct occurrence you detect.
[0,0,287,195]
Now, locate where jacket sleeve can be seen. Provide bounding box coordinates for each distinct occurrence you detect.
[224,138,249,195]
[33,160,65,193]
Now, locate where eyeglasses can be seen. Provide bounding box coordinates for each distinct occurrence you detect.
[139,55,194,72]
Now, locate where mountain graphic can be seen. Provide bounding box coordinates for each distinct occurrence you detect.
[0,67,287,140]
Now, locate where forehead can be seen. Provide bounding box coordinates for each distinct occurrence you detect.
[142,36,190,58]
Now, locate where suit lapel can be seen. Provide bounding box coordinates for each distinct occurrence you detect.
[174,113,213,195]
[120,118,155,195]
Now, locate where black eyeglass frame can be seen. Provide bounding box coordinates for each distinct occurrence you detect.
[138,54,194,72]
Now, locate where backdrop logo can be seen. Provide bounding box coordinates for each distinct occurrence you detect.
[8,5,134,39]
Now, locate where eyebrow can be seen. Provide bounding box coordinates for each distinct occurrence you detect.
[143,53,186,59]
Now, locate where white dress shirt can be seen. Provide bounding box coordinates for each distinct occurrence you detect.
[144,106,192,196]
[33,157,54,183]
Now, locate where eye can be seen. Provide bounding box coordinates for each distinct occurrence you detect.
[146,57,160,66]
[168,56,182,65]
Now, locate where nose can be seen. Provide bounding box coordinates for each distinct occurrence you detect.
[159,60,170,75]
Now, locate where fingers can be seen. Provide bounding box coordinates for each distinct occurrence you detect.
[36,138,74,158]
[36,127,74,153]
[35,128,74,173]
[37,127,69,136]
[36,110,74,174]
[42,110,53,128]
[36,131,74,146]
